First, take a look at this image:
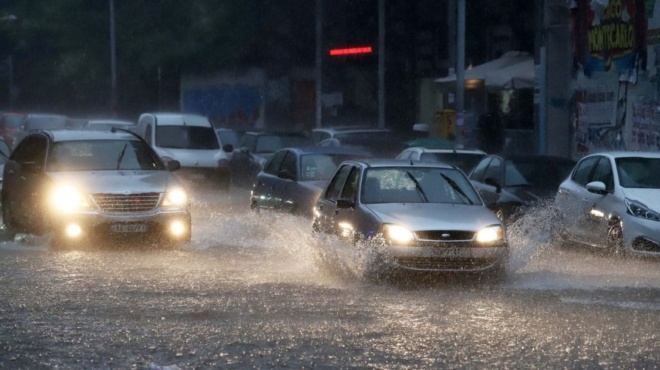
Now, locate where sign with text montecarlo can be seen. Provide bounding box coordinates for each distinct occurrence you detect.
[572,0,648,77]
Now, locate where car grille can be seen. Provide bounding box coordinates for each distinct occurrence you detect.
[396,257,497,271]
[415,230,475,241]
[92,193,161,213]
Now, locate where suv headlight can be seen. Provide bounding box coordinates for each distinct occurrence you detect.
[382,224,415,245]
[475,225,504,244]
[50,185,91,213]
[162,188,188,208]
[625,199,660,221]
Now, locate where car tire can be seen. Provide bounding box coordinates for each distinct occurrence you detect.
[49,232,72,251]
[607,222,624,256]
[1,195,17,241]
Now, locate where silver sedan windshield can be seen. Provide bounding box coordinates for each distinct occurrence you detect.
[616,157,660,189]
[361,167,482,205]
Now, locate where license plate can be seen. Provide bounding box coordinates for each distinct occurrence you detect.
[430,247,462,258]
[110,223,149,233]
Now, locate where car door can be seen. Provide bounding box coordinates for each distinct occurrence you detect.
[274,150,298,213]
[333,166,361,241]
[472,157,501,209]
[253,150,286,210]
[555,155,599,242]
[4,134,48,230]
[315,164,352,233]
[579,156,615,246]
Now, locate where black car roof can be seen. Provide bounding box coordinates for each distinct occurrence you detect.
[287,146,371,156]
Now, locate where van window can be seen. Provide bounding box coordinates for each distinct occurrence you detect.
[156,126,219,150]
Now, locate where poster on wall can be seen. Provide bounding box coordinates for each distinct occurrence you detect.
[572,0,648,77]
[630,100,660,150]
[573,89,618,158]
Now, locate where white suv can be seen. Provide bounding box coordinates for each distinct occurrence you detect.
[136,113,233,189]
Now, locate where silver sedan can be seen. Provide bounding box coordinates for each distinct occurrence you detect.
[313,159,509,278]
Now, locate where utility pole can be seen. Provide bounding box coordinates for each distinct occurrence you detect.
[456,0,465,146]
[377,0,385,129]
[109,0,117,116]
[315,0,323,128]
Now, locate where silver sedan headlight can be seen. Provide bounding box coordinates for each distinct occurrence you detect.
[382,224,415,245]
[475,225,505,244]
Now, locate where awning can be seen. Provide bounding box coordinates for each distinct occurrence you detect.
[435,51,531,84]
[484,58,534,89]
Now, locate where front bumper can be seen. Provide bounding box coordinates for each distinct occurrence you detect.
[386,242,509,272]
[49,208,191,243]
[623,216,660,255]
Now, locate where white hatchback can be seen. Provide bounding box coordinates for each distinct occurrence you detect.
[554,151,660,256]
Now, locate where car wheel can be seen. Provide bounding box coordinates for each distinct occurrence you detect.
[1,195,17,240]
[607,222,624,256]
[49,232,72,251]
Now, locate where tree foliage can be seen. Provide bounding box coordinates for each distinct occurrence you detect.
[3,0,263,115]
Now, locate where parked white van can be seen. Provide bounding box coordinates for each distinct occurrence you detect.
[136,113,233,189]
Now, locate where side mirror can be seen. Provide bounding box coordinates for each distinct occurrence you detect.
[21,161,42,174]
[278,169,296,181]
[484,177,502,193]
[223,144,234,153]
[586,181,607,195]
[336,198,355,209]
[166,160,181,171]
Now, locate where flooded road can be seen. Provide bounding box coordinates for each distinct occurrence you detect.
[0,187,659,369]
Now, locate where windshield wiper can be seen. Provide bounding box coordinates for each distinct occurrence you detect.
[406,171,428,203]
[116,143,128,170]
[508,183,533,188]
[440,173,473,205]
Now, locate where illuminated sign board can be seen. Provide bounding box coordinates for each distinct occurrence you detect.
[329,46,373,56]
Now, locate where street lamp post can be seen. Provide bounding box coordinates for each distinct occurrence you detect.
[109,0,117,116]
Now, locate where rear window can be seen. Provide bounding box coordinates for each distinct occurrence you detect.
[420,152,486,173]
[156,126,220,150]
[25,116,68,130]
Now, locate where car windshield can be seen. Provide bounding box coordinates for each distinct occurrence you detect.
[156,125,220,150]
[361,167,482,205]
[420,152,486,173]
[505,159,575,189]
[254,135,311,153]
[47,140,164,172]
[616,157,660,189]
[300,153,364,181]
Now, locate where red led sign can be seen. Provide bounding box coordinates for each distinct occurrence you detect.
[329,46,373,56]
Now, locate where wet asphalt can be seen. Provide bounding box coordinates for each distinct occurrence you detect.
[0,187,659,369]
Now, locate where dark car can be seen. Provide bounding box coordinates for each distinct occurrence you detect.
[2,129,191,247]
[0,112,26,149]
[251,146,371,217]
[230,131,313,188]
[468,154,576,223]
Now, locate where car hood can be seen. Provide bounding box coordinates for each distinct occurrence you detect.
[48,171,177,194]
[621,188,660,210]
[364,203,501,231]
